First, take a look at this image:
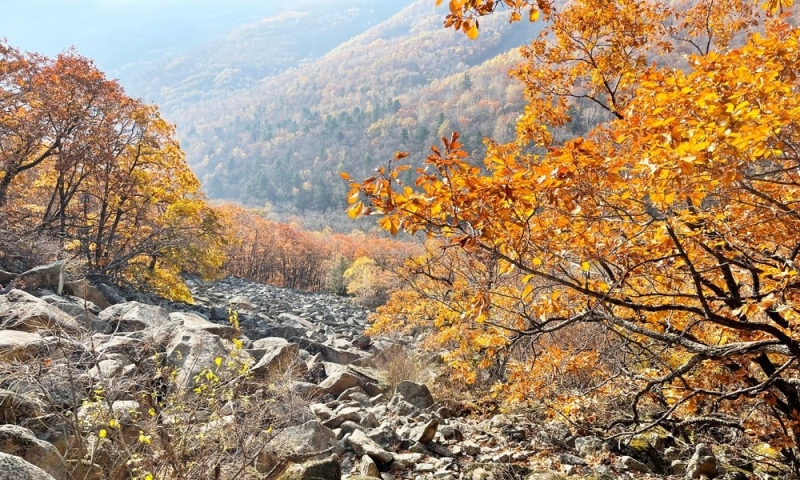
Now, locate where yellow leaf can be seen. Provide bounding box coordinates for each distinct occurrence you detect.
[533,257,542,267]
[521,284,534,298]
[348,201,363,219]
[581,261,590,272]
[214,357,222,367]
[466,23,479,40]
[98,429,107,438]
[339,172,351,181]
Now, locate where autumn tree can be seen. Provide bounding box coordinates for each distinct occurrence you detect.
[349,0,800,473]
[0,42,225,301]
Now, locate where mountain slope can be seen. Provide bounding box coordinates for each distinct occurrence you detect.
[122,0,410,106]
[172,0,543,211]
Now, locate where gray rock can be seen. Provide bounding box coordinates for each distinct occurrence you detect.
[277,453,341,480]
[63,280,111,310]
[310,403,335,421]
[273,420,337,459]
[290,381,325,399]
[360,411,380,429]
[40,295,104,329]
[169,311,235,338]
[461,441,481,456]
[616,455,650,473]
[574,435,603,456]
[348,429,394,466]
[164,328,234,390]
[0,451,55,480]
[671,460,688,476]
[251,340,299,378]
[294,338,361,365]
[0,425,67,480]
[412,418,439,444]
[322,407,362,429]
[319,371,362,396]
[0,389,45,424]
[687,443,718,479]
[394,381,434,409]
[387,396,418,417]
[0,290,82,334]
[721,473,748,480]
[16,262,64,294]
[360,454,380,478]
[86,359,127,380]
[390,452,425,471]
[0,330,49,362]
[98,302,170,332]
[367,425,403,451]
[95,283,126,305]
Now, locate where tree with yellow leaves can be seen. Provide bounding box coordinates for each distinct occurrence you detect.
[350,0,800,472]
[0,42,225,301]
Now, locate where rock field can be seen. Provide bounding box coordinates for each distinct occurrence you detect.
[0,262,767,479]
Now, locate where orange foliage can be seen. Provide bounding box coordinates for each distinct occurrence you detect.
[217,204,417,294]
[0,42,225,301]
[352,0,800,471]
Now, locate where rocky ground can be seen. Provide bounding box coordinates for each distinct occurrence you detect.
[0,262,779,479]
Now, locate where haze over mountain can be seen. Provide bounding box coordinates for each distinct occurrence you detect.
[2,0,546,213]
[168,1,545,211]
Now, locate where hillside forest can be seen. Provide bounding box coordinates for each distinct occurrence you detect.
[2,0,800,477]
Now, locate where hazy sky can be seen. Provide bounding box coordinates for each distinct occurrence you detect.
[1,0,281,72]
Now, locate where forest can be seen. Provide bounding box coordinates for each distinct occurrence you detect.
[170,0,544,211]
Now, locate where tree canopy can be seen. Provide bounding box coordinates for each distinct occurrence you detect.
[348,0,800,472]
[0,42,225,300]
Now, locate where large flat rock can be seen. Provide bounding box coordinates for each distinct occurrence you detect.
[0,290,82,334]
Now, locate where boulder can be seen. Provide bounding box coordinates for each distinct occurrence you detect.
[250,338,299,378]
[40,295,107,332]
[273,420,337,459]
[366,425,402,451]
[0,451,55,480]
[98,302,170,332]
[412,418,439,444]
[290,381,325,399]
[0,425,67,480]
[277,454,341,480]
[319,371,362,396]
[322,407,362,429]
[0,330,49,361]
[16,262,64,294]
[95,283,126,305]
[0,268,15,286]
[0,290,82,334]
[293,338,361,365]
[616,455,650,473]
[359,454,380,478]
[686,443,719,479]
[228,295,258,311]
[347,429,393,466]
[63,281,111,310]
[169,312,235,339]
[0,389,45,424]
[164,328,234,390]
[394,381,434,409]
